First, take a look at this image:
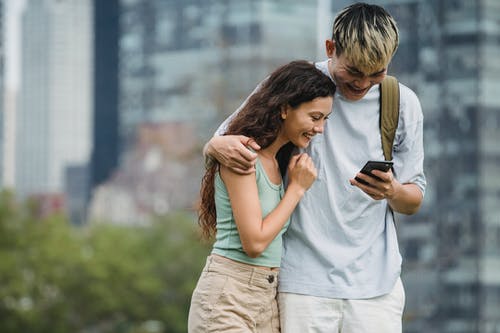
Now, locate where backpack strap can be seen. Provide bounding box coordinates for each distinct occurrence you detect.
[379,75,400,161]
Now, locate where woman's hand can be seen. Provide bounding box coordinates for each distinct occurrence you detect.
[287,153,317,195]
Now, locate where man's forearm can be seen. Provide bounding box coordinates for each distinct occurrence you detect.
[388,183,423,215]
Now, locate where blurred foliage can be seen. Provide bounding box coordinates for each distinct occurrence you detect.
[0,190,210,333]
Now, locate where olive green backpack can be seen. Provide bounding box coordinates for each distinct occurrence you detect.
[380,75,400,161]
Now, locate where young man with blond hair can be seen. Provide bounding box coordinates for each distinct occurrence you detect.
[204,3,426,332]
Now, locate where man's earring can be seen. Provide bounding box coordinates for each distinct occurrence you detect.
[281,113,287,120]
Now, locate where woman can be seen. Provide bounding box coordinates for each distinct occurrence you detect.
[188,60,336,332]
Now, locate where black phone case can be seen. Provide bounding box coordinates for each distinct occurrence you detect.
[355,160,393,186]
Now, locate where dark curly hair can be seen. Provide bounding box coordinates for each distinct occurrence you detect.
[199,60,336,239]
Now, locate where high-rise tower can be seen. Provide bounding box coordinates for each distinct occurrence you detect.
[16,0,93,199]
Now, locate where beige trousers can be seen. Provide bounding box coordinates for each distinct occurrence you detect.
[188,255,280,333]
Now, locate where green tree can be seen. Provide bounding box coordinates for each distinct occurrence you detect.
[0,191,84,332]
[0,191,210,333]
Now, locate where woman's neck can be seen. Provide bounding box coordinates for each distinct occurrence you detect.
[257,136,288,185]
[258,135,288,161]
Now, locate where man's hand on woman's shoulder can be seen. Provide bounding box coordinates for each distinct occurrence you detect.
[205,135,261,175]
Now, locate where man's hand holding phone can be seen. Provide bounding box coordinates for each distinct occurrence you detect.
[350,160,397,201]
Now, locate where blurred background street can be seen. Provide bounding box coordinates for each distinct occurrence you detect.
[1,0,499,332]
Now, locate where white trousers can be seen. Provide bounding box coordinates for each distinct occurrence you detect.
[278,278,405,333]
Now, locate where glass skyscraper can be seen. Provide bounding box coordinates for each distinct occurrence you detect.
[88,0,322,222]
[117,0,319,157]
[16,0,93,198]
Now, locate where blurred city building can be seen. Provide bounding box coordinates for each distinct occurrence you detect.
[430,1,500,332]
[0,0,4,187]
[117,0,318,150]
[15,0,93,224]
[88,0,321,222]
[2,0,20,190]
[88,122,202,225]
[90,0,119,192]
[65,164,89,225]
[2,88,15,189]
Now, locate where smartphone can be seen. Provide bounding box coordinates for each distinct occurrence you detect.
[354,160,394,186]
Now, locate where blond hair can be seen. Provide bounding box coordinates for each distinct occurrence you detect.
[332,3,399,74]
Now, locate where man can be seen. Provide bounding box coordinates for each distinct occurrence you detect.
[204,3,425,332]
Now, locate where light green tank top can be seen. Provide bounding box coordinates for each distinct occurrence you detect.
[211,157,288,267]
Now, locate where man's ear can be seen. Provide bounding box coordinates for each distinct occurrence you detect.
[325,39,336,58]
